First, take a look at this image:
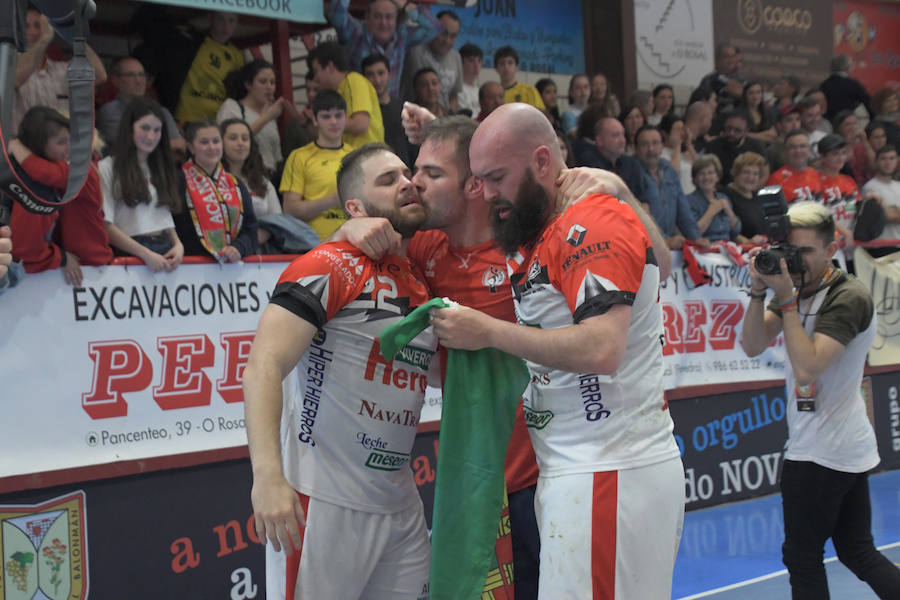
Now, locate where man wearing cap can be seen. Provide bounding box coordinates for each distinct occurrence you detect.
[816,133,861,251]
[766,104,803,172]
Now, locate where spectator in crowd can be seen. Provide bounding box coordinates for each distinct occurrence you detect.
[769,74,800,113]
[659,113,696,194]
[536,78,561,130]
[8,107,112,285]
[221,118,281,236]
[647,84,675,126]
[457,43,482,117]
[99,97,183,272]
[689,85,718,113]
[494,46,545,111]
[634,125,706,248]
[282,71,319,157]
[589,72,620,115]
[704,110,766,185]
[476,81,504,122]
[804,91,832,136]
[556,127,574,167]
[412,67,449,118]
[628,89,654,120]
[687,154,744,243]
[175,12,244,123]
[871,88,900,149]
[14,8,106,133]
[327,0,442,99]
[816,134,860,250]
[281,90,354,240]
[684,99,714,153]
[619,101,645,155]
[820,55,872,122]
[98,57,185,158]
[766,104,802,172]
[833,110,874,185]
[723,151,770,243]
[767,130,823,203]
[401,10,461,111]
[698,43,742,99]
[560,74,590,136]
[362,54,410,166]
[741,81,776,143]
[797,92,831,154]
[863,145,900,255]
[217,59,288,177]
[741,201,900,600]
[308,41,384,147]
[573,113,658,210]
[174,120,258,260]
[866,121,890,159]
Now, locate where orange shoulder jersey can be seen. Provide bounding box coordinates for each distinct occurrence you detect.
[820,173,860,232]
[507,194,679,475]
[767,166,823,203]
[270,242,437,513]
[407,229,539,492]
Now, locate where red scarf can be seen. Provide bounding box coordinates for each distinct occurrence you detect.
[182,160,243,259]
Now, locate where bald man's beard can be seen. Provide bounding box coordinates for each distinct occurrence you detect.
[363,202,427,239]
[490,168,552,254]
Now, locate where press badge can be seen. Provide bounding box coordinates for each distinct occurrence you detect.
[796,382,816,412]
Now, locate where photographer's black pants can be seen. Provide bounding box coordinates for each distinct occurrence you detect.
[780,459,900,599]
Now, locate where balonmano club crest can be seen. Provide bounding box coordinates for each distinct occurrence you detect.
[0,491,88,600]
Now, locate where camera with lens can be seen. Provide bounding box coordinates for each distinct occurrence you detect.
[754,186,805,276]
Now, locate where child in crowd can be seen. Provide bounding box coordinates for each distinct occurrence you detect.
[493,46,544,111]
[99,97,183,272]
[8,106,112,286]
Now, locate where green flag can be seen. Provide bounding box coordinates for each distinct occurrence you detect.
[380,298,529,599]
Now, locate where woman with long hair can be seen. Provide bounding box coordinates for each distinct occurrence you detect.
[561,74,590,136]
[740,81,776,143]
[589,72,620,116]
[619,102,645,155]
[647,84,674,126]
[217,59,287,175]
[174,120,258,262]
[100,97,183,271]
[536,77,561,130]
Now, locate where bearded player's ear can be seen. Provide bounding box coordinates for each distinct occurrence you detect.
[463,175,482,200]
[532,144,552,178]
[345,198,366,217]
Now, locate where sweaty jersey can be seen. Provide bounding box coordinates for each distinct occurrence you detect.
[507,194,680,475]
[271,243,437,513]
[820,173,860,232]
[408,230,539,492]
[767,166,822,204]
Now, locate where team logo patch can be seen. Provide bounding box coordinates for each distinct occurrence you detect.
[482,266,506,293]
[528,257,542,281]
[523,406,554,429]
[566,224,587,247]
[0,491,88,600]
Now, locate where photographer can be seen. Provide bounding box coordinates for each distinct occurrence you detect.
[740,201,900,599]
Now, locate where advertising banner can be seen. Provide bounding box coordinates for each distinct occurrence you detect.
[455,0,585,74]
[854,248,900,367]
[712,0,833,90]
[139,0,325,25]
[833,1,900,92]
[634,0,715,91]
[0,262,281,480]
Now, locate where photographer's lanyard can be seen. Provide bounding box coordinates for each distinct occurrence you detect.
[794,281,833,411]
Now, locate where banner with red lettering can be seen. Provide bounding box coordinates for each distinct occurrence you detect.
[660,250,787,389]
[0,262,279,479]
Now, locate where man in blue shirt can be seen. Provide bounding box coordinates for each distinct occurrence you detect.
[635,125,710,249]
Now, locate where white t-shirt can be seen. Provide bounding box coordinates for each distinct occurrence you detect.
[458,82,479,118]
[216,98,283,173]
[862,177,900,242]
[13,59,68,133]
[661,147,694,194]
[251,179,281,218]
[98,156,175,237]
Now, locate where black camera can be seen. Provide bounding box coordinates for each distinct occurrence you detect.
[754,186,805,275]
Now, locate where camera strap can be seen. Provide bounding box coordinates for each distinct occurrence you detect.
[0,0,95,224]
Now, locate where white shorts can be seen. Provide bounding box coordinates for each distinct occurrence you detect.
[534,456,685,600]
[266,493,430,600]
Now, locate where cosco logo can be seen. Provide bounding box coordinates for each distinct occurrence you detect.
[738,0,812,35]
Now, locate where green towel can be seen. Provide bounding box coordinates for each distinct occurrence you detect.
[380,298,529,600]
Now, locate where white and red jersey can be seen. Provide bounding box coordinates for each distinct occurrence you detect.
[820,173,860,232]
[271,242,437,514]
[507,195,680,475]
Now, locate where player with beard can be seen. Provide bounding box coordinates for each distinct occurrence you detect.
[430,104,684,599]
[335,113,671,599]
[243,143,437,600]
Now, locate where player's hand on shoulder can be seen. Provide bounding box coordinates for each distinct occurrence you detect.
[251,474,305,554]
[556,168,630,213]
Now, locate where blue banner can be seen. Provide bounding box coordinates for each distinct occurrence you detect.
[454,0,585,74]
[140,0,325,25]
